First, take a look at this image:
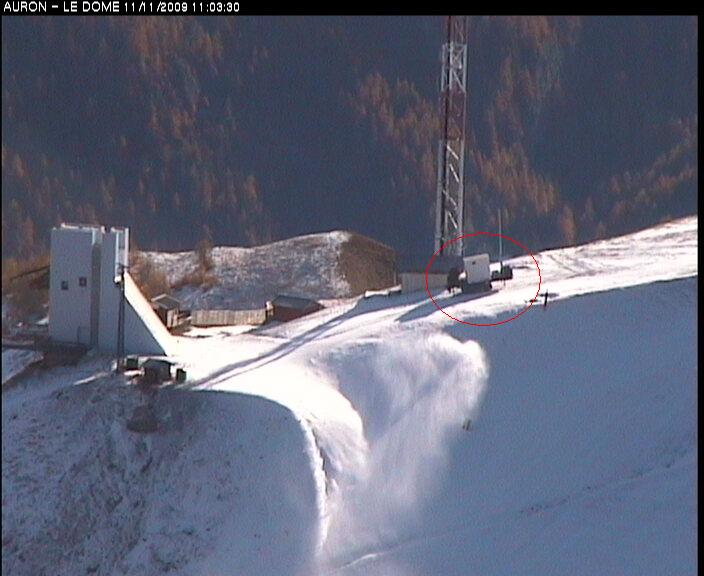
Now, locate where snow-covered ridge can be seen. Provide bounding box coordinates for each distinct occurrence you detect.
[505,214,698,302]
[414,214,698,325]
[143,230,390,310]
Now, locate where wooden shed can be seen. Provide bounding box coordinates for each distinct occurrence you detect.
[150,294,190,331]
[266,295,323,323]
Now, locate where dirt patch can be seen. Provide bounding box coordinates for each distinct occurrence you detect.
[338,234,397,296]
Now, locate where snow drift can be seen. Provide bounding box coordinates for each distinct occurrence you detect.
[318,332,488,569]
[332,277,697,576]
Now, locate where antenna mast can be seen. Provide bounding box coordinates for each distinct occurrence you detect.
[434,15,468,256]
[498,208,503,266]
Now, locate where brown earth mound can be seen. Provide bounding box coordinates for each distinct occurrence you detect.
[338,233,397,296]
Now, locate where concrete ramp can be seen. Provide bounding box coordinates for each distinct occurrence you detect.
[123,273,176,356]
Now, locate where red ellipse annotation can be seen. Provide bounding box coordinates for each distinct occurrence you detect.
[425,232,541,327]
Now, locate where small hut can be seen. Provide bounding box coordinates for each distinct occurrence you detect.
[266,295,323,323]
[142,358,174,384]
[150,294,190,331]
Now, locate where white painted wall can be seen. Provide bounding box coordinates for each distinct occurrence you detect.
[50,224,173,356]
[401,273,446,294]
[49,225,102,346]
[96,228,125,354]
[463,253,490,284]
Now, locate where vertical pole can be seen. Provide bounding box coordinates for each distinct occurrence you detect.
[498,208,503,267]
[117,264,125,371]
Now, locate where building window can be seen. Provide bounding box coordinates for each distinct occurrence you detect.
[61,280,69,291]
[79,276,87,287]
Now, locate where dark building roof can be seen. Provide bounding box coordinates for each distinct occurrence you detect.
[143,358,174,369]
[151,294,181,310]
[142,358,174,383]
[270,294,322,311]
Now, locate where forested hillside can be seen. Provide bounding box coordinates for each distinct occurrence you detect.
[1,16,697,261]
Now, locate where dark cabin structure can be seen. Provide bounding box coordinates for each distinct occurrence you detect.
[142,358,174,384]
[266,295,323,323]
[150,294,190,331]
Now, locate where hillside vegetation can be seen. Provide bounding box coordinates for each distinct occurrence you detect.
[2,16,697,261]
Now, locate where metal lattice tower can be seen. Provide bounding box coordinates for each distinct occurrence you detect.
[434,16,468,256]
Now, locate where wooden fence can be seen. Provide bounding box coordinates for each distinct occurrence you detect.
[191,309,266,327]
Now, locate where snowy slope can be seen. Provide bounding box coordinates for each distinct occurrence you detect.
[318,278,697,575]
[2,364,322,576]
[176,215,698,575]
[2,216,697,576]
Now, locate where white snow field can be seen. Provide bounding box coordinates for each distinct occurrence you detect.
[1,215,697,576]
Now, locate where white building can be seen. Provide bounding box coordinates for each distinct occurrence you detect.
[49,224,174,356]
[463,253,491,284]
